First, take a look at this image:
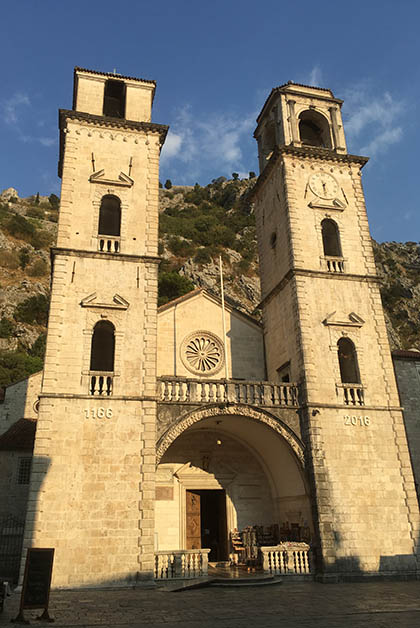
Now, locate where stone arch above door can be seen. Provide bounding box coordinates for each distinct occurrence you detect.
[156,403,305,467]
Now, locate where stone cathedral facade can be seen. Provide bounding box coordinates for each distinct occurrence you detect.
[1,68,420,588]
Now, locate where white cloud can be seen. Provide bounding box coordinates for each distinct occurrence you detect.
[161,104,256,181]
[39,137,56,147]
[161,131,183,160]
[360,127,403,157]
[343,84,405,157]
[3,93,30,124]
[308,65,322,87]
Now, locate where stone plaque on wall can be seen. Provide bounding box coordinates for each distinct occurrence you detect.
[156,486,174,501]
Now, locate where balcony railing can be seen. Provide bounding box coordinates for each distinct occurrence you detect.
[324,256,345,273]
[261,543,312,576]
[89,372,113,396]
[337,383,364,406]
[97,235,121,253]
[154,549,210,580]
[157,377,298,407]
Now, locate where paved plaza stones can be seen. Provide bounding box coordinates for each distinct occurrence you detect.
[2,582,420,628]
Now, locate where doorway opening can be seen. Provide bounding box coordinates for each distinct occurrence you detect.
[186,489,227,562]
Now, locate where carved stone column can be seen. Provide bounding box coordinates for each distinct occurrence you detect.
[287,99,299,144]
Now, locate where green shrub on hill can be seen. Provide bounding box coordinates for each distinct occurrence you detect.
[0,250,20,270]
[0,350,43,388]
[158,271,194,306]
[14,294,49,325]
[0,318,15,339]
[29,333,47,359]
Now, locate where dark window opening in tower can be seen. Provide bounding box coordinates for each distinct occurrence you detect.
[299,110,331,148]
[98,195,121,236]
[263,121,276,159]
[321,219,342,257]
[103,79,126,118]
[338,338,360,384]
[90,321,115,372]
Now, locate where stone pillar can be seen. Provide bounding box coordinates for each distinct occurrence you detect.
[287,99,299,144]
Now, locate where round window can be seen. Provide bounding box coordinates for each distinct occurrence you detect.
[180,331,225,376]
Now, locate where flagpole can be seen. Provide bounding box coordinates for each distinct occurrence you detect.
[219,255,229,379]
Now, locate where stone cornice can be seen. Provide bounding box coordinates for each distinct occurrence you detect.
[74,66,156,86]
[259,268,380,309]
[59,109,168,141]
[58,109,168,177]
[51,247,160,264]
[249,145,369,200]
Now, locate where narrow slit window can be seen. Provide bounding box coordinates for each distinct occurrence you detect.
[90,321,115,372]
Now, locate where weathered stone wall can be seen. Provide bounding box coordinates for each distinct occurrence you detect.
[0,451,31,519]
[253,83,420,576]
[0,371,42,436]
[157,292,265,381]
[393,356,420,498]
[21,70,162,588]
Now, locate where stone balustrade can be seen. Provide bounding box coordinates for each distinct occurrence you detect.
[154,549,210,580]
[261,543,312,576]
[324,256,345,273]
[89,372,113,396]
[338,383,365,406]
[157,377,299,407]
[97,235,121,253]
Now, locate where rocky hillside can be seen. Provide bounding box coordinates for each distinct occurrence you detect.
[1,179,419,387]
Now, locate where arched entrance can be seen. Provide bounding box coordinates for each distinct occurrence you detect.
[155,406,313,561]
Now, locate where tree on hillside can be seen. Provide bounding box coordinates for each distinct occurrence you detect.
[232,172,239,180]
[49,193,60,209]
[249,171,256,179]
[164,179,172,189]
[158,271,194,306]
[35,192,40,205]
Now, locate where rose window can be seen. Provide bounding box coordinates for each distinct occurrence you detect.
[180,331,224,376]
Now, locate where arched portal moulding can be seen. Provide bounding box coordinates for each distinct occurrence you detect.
[156,403,306,467]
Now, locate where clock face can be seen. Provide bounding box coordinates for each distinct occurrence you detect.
[309,173,339,200]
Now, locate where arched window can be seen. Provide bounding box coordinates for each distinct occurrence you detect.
[103,79,126,118]
[321,219,342,257]
[337,338,360,384]
[98,195,121,237]
[299,110,331,148]
[90,321,115,372]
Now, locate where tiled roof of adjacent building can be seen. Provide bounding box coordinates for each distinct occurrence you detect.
[0,418,36,452]
[74,67,156,85]
[392,350,420,360]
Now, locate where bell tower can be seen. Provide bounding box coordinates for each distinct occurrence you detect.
[253,82,420,578]
[22,68,168,587]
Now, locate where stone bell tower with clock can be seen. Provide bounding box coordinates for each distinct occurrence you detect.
[21,68,168,587]
[253,82,420,577]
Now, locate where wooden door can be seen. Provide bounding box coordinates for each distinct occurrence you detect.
[186,490,201,549]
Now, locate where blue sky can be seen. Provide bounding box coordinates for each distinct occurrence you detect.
[1,0,419,243]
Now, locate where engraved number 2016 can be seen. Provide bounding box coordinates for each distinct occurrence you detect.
[344,415,370,426]
[84,407,113,419]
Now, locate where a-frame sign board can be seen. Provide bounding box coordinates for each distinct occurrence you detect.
[13,548,55,624]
